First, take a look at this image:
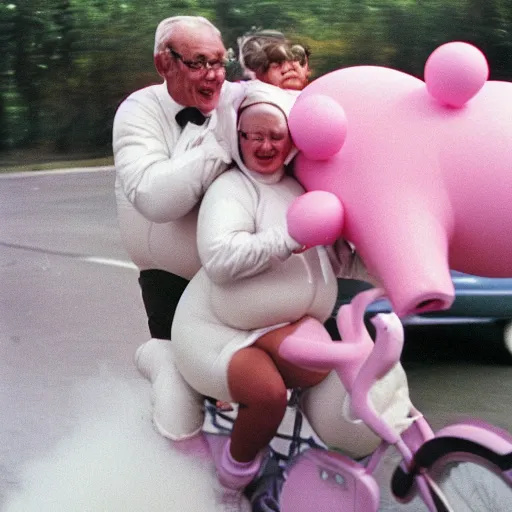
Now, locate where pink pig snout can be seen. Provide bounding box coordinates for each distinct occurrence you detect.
[375,257,455,319]
[352,202,455,319]
[394,289,454,318]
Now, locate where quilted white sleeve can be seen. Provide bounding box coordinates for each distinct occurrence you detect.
[113,95,231,223]
[197,173,302,284]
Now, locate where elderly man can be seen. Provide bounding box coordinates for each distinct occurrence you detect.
[113,16,246,444]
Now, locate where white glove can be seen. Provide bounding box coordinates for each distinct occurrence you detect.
[174,124,232,164]
[276,227,304,260]
[199,130,232,165]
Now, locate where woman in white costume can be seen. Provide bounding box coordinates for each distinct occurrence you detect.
[171,82,413,505]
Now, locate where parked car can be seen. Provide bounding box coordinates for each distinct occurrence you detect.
[328,271,512,364]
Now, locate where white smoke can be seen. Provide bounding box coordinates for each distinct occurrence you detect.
[2,371,219,512]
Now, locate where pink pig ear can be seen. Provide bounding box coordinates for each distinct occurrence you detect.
[289,94,347,160]
[424,41,489,108]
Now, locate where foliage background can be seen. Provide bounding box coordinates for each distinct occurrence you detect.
[1,0,512,166]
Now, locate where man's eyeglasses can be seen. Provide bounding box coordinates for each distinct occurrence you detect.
[167,47,227,72]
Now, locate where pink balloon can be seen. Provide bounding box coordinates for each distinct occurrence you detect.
[424,41,489,107]
[287,191,344,247]
[289,94,347,160]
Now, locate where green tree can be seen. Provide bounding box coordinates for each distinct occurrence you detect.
[10,2,54,146]
[2,0,512,163]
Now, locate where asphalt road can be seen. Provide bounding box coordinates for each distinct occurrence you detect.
[0,168,511,507]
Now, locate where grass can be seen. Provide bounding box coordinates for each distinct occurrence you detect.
[0,155,114,174]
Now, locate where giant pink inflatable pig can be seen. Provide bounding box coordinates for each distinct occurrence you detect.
[286,42,512,318]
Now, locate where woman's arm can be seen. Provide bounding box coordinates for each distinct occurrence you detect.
[197,173,302,284]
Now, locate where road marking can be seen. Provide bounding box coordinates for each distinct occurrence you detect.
[79,256,137,270]
[0,166,114,178]
[0,241,137,270]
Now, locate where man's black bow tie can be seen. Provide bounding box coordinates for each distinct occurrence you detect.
[175,107,207,128]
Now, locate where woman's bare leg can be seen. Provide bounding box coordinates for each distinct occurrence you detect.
[226,317,330,463]
[227,346,288,462]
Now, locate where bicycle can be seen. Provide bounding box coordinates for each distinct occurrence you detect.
[205,288,512,511]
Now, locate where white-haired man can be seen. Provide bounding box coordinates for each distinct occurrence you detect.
[113,15,247,442]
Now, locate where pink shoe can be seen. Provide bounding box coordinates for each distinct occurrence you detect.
[206,434,265,490]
